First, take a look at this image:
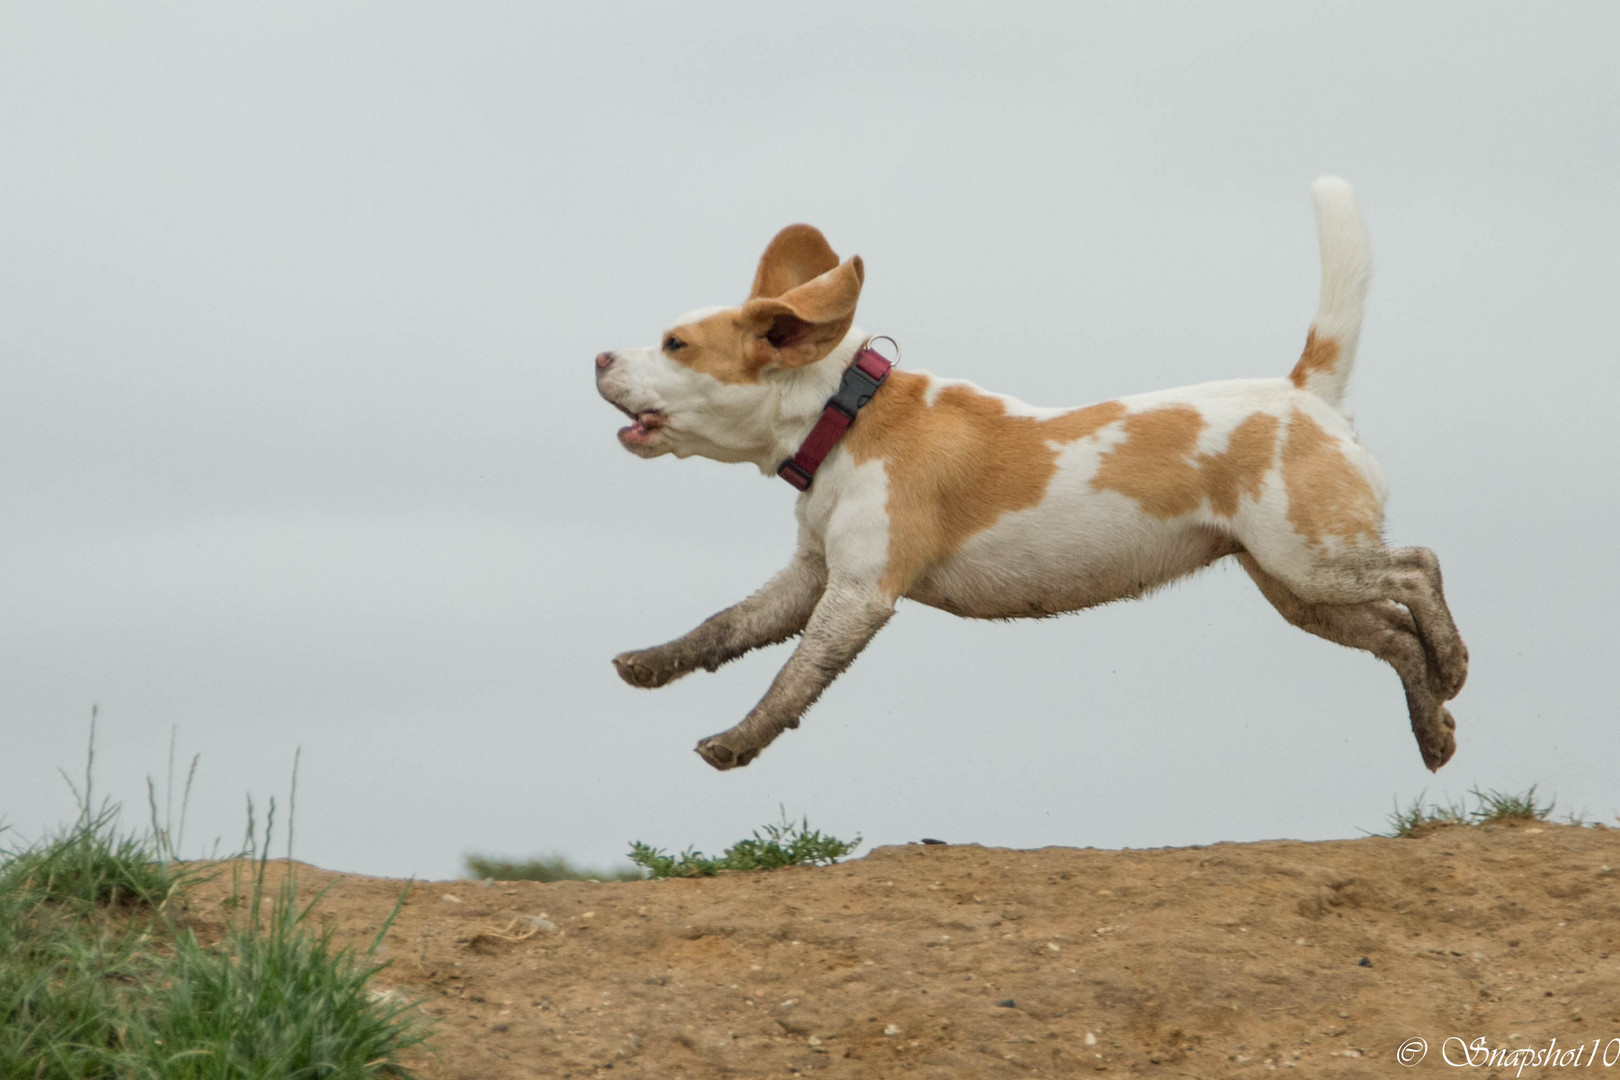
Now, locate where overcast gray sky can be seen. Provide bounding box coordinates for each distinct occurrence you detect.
[3,3,1616,880]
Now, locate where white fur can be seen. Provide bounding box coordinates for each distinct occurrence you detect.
[1304,177,1372,408]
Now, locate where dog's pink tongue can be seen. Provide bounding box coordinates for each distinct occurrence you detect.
[615,410,663,447]
[618,420,655,446]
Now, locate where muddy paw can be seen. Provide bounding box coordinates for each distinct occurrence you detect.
[1437,642,1469,701]
[695,736,758,771]
[1417,707,1458,773]
[612,648,682,689]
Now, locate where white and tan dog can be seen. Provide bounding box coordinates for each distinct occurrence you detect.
[595,179,1466,772]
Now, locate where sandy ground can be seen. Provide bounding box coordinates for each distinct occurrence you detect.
[181,822,1620,1078]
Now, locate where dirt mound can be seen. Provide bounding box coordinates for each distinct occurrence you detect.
[182,824,1620,1077]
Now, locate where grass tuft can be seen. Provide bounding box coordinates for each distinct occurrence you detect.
[147,832,429,1078]
[464,854,644,883]
[1382,792,1469,838]
[2,804,179,912]
[1380,785,1557,838]
[0,722,431,1078]
[0,858,156,1077]
[1468,784,1554,825]
[629,812,860,879]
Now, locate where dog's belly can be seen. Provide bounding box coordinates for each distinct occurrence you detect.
[905,499,1239,619]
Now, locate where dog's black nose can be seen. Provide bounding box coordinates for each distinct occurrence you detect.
[595,351,614,371]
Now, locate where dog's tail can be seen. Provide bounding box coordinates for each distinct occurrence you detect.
[1289,177,1371,407]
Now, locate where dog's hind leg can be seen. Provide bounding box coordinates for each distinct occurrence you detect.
[1384,545,1468,700]
[613,551,827,689]
[1237,552,1458,771]
[693,578,893,770]
[1249,540,1468,703]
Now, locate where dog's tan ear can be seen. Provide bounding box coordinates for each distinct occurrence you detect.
[740,255,864,369]
[748,224,841,301]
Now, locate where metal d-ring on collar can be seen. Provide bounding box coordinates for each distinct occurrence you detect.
[775,336,898,491]
[864,335,900,364]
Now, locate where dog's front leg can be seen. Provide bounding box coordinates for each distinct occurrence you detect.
[613,552,827,689]
[694,578,893,770]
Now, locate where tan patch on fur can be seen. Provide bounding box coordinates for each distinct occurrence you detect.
[1090,406,1280,519]
[665,227,865,384]
[843,373,1125,597]
[667,309,761,385]
[1289,328,1339,390]
[748,225,840,301]
[1204,412,1282,515]
[740,255,864,370]
[1281,407,1381,545]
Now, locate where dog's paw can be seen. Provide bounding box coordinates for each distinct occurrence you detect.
[612,648,682,689]
[1436,640,1469,701]
[695,735,758,771]
[1418,706,1457,773]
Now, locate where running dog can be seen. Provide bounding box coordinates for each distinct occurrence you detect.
[594,179,1466,772]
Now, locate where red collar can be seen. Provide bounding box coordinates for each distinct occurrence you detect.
[776,343,893,491]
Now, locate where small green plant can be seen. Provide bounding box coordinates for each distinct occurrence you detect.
[0,721,431,1078]
[0,846,159,1077]
[1469,784,1554,825]
[145,793,428,1078]
[1381,791,1469,838]
[3,710,183,910]
[1379,785,1558,837]
[629,812,860,878]
[2,802,180,910]
[464,854,645,883]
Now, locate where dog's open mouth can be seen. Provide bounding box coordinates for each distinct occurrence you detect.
[614,403,666,448]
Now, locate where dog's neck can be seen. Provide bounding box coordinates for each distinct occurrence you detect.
[751,327,867,476]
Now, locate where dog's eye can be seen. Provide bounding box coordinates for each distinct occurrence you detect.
[664,335,686,353]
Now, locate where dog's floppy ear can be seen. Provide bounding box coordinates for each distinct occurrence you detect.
[748,224,842,301]
[740,255,865,369]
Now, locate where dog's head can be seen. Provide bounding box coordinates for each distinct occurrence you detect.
[595,225,864,466]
